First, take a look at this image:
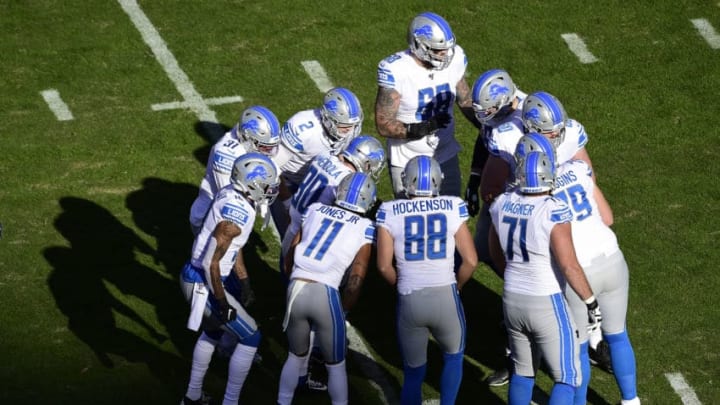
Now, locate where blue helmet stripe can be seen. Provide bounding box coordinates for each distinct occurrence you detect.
[421,12,454,41]
[335,88,361,119]
[535,92,563,125]
[526,153,540,189]
[472,69,504,102]
[252,105,280,135]
[418,156,431,192]
[345,173,365,206]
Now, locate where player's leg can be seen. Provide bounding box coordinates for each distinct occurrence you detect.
[397,291,431,404]
[278,281,314,404]
[312,284,348,405]
[564,269,593,405]
[220,294,260,404]
[428,285,466,404]
[503,291,537,404]
[439,155,462,197]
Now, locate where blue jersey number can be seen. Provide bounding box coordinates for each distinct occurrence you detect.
[415,84,452,121]
[502,216,529,262]
[554,184,592,221]
[404,213,447,261]
[292,165,328,214]
[303,218,344,261]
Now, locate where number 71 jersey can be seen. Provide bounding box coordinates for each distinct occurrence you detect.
[291,202,375,289]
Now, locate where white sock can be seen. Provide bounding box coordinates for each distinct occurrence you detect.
[589,327,603,349]
[222,343,257,405]
[278,352,306,405]
[185,332,218,400]
[326,360,348,405]
[621,397,641,405]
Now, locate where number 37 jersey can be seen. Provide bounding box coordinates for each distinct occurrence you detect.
[376,196,469,294]
[291,202,375,289]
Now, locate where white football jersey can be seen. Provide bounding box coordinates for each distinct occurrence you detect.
[552,160,619,267]
[290,202,375,288]
[282,154,355,256]
[375,196,469,294]
[377,46,467,166]
[275,109,355,189]
[191,184,257,279]
[489,190,573,296]
[556,119,588,164]
[197,127,252,199]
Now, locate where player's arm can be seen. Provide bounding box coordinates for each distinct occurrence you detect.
[454,222,478,290]
[342,243,371,312]
[208,220,241,301]
[593,183,614,226]
[375,87,409,139]
[375,227,398,286]
[488,222,506,277]
[550,222,594,301]
[284,229,302,277]
[480,156,511,204]
[232,247,255,307]
[455,76,481,128]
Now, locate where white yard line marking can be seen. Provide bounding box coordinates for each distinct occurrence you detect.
[301,60,335,92]
[346,321,397,405]
[561,33,599,64]
[691,18,720,49]
[152,96,245,111]
[117,0,218,122]
[665,372,702,405]
[40,89,74,121]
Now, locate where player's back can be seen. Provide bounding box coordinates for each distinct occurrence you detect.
[376,195,467,294]
[553,160,618,267]
[199,130,251,197]
[556,118,588,164]
[276,109,334,188]
[489,189,572,296]
[291,154,353,216]
[291,202,374,288]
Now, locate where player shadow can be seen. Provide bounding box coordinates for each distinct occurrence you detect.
[193,121,230,167]
[44,196,186,389]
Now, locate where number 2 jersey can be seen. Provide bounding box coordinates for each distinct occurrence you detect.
[290,202,375,289]
[377,46,467,167]
[375,196,469,294]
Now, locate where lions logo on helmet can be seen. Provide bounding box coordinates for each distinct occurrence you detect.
[341,135,387,180]
[335,172,377,215]
[522,91,567,148]
[238,105,281,156]
[230,152,280,205]
[320,88,363,152]
[407,12,456,70]
[401,155,444,197]
[472,69,517,124]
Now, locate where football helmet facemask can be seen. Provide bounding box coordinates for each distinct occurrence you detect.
[515,151,555,194]
[407,12,456,70]
[321,87,363,152]
[522,91,567,148]
[230,152,280,206]
[335,172,377,215]
[237,105,281,156]
[472,69,517,124]
[401,155,444,197]
[341,135,387,180]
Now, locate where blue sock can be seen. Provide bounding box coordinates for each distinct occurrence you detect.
[575,341,590,405]
[549,382,575,405]
[440,352,463,404]
[401,363,427,405]
[605,330,638,400]
[508,374,534,405]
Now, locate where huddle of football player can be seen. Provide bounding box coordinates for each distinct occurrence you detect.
[177,10,640,405]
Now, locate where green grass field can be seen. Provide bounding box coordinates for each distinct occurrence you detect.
[1,1,719,404]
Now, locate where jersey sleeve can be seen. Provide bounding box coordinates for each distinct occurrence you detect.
[377,53,403,89]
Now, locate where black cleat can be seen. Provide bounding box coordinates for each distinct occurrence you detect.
[589,340,613,374]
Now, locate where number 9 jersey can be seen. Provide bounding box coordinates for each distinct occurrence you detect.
[375,195,468,295]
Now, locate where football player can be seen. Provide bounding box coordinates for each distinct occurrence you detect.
[375,155,478,404]
[487,150,601,404]
[179,153,280,405]
[277,173,377,405]
[375,12,479,198]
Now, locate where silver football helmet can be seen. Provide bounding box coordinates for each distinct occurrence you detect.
[515,151,555,194]
[230,152,280,206]
[514,132,557,168]
[236,105,281,156]
[341,135,386,180]
[407,12,456,70]
[472,69,517,124]
[522,91,567,148]
[321,87,363,151]
[335,172,377,214]
[401,155,444,197]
